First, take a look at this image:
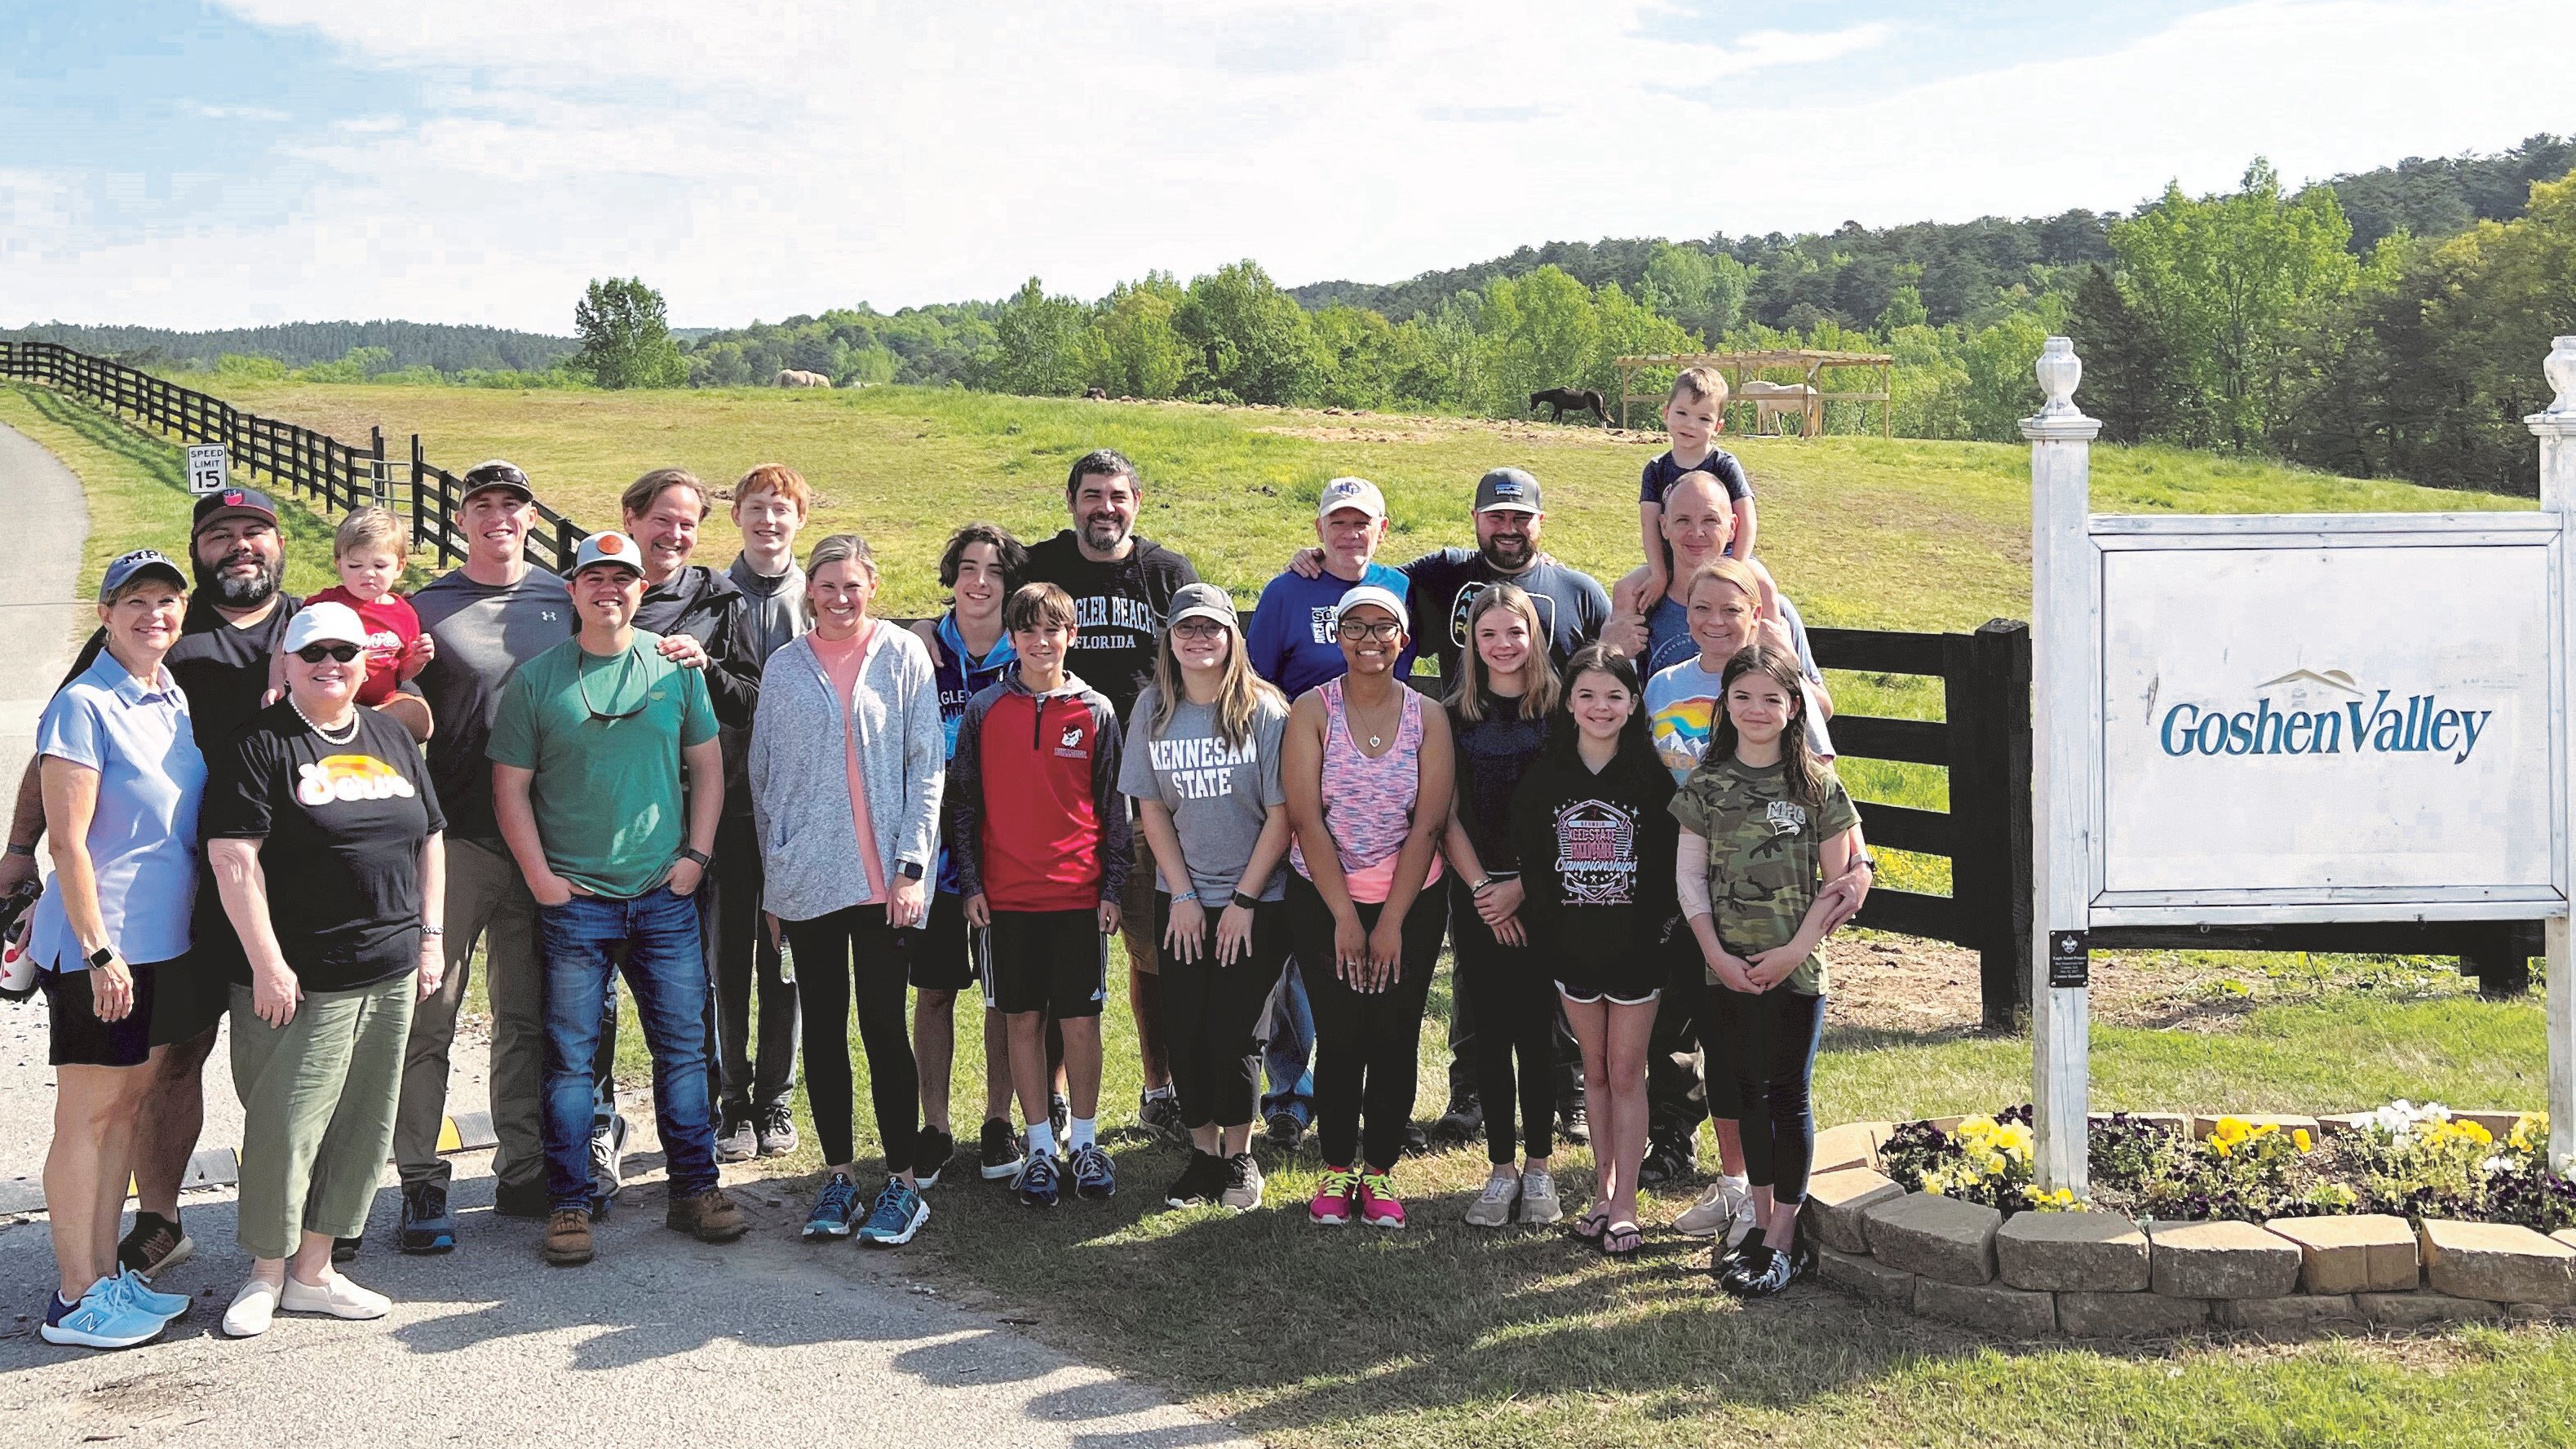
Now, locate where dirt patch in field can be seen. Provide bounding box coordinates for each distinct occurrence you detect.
[1256,415,1660,448]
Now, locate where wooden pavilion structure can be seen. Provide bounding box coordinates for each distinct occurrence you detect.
[1614,348,1895,436]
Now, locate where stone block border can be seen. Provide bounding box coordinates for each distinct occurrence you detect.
[1799,1114,2576,1337]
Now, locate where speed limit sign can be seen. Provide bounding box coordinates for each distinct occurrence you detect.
[186,444,228,495]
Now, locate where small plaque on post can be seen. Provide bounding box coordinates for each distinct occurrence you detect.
[2048,930,2090,989]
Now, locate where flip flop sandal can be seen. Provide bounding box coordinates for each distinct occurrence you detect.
[1571,1208,1610,1242]
[1600,1221,1645,1256]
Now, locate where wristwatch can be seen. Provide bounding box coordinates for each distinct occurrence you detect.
[5,841,33,858]
[1232,889,1261,911]
[679,847,713,870]
[899,860,926,881]
[87,946,113,969]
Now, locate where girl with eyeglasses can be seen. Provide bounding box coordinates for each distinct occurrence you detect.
[1280,586,1453,1229]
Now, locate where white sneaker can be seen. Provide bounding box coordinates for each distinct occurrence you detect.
[279,1271,391,1320]
[223,1278,281,1338]
[1675,1176,1752,1239]
[1463,1172,1519,1228]
[1518,1166,1564,1225]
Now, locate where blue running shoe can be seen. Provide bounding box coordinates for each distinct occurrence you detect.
[803,1173,862,1239]
[113,1267,190,1319]
[856,1176,929,1247]
[1013,1150,1061,1208]
[41,1279,166,1349]
[1070,1143,1117,1200]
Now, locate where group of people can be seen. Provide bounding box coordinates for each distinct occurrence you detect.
[20,364,1874,1353]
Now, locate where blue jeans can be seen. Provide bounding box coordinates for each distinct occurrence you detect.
[538,889,719,1210]
[1259,955,1314,1127]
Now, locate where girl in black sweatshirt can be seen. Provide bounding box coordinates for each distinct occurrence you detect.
[1510,643,1679,1256]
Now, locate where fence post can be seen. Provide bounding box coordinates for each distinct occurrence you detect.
[2530,335,2576,1172]
[1947,618,2034,1030]
[2022,336,2100,1198]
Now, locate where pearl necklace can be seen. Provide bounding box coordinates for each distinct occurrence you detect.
[291,697,360,746]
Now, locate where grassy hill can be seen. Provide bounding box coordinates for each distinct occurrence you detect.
[154,376,2533,629]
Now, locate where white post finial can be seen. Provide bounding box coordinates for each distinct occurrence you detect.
[2540,335,2576,421]
[2034,335,2085,419]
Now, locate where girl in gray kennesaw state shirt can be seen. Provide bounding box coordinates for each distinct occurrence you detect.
[1118,583,1293,1213]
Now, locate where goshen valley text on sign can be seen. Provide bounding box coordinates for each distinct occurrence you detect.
[2158,673,2494,764]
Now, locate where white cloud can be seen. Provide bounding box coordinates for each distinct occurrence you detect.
[7,0,2569,330]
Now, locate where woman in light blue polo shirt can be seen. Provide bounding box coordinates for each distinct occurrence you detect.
[31,550,206,1350]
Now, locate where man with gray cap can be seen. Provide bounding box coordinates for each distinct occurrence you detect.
[391,460,573,1252]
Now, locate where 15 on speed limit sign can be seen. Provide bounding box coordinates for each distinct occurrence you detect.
[186,445,228,494]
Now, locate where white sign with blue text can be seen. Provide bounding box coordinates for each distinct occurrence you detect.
[2090,512,2566,924]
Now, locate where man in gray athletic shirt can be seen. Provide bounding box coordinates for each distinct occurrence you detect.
[390,460,573,1253]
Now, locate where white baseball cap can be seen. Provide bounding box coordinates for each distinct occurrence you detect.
[282,600,370,654]
[1330,583,1410,633]
[1317,476,1386,521]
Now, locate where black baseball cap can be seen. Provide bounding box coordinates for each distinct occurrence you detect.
[459,459,535,504]
[1474,467,1543,515]
[191,486,279,536]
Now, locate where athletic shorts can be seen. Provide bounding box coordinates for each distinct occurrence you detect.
[1554,931,1662,1008]
[44,959,166,1068]
[1122,831,1159,975]
[910,890,978,993]
[148,950,231,1048]
[987,908,1107,1018]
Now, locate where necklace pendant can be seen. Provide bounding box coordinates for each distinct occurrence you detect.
[1369,734,1383,748]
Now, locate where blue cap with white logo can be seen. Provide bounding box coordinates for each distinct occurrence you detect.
[97,548,187,602]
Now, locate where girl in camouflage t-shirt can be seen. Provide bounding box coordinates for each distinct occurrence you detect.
[1670,645,1860,1300]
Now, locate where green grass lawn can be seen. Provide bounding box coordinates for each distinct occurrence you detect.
[9,375,2569,1449]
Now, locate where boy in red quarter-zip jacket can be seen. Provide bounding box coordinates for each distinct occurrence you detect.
[951,582,1130,1206]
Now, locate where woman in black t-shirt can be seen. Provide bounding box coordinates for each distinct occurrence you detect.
[202,603,445,1338]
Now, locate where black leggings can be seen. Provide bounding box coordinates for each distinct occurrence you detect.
[785,904,919,1171]
[1449,877,1555,1165]
[1154,893,1289,1131]
[1713,982,1826,1204]
[1287,874,1446,1171]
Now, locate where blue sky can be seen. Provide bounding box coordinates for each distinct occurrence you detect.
[2,0,2566,331]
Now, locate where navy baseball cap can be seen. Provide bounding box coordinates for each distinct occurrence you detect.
[97,548,187,602]
[192,487,279,536]
[1473,467,1542,515]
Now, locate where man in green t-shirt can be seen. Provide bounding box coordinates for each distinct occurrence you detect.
[489,530,745,1266]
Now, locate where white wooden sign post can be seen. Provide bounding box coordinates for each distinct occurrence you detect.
[2025,335,2576,1193]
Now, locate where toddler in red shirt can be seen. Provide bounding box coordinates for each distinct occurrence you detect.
[274,507,434,707]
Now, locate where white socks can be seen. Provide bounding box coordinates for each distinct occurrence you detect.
[1069,1116,1097,1150]
[1026,1121,1056,1158]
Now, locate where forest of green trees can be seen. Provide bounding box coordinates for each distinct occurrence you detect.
[11,136,2569,494]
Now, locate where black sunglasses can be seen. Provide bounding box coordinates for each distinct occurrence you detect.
[295,644,363,663]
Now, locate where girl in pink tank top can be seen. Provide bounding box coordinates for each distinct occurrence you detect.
[1281,586,1454,1231]
[1290,677,1445,902]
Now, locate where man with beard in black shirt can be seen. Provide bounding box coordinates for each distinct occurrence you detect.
[1020,450,1198,1141]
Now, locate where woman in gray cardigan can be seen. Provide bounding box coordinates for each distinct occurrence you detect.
[748,534,945,1247]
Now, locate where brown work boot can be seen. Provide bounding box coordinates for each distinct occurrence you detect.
[666,1185,747,1243]
[543,1207,594,1266]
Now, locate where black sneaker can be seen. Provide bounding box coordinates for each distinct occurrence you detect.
[1637,1137,1695,1186]
[1559,1098,1591,1147]
[1720,1237,1782,1289]
[757,1101,800,1158]
[1264,1110,1305,1154]
[116,1211,192,1278]
[492,1176,551,1220]
[1139,1090,1188,1142]
[1163,1148,1224,1208]
[332,1236,363,1264]
[1730,1243,1795,1298]
[399,1181,457,1254]
[913,1127,956,1190]
[1432,1092,1483,1144]
[1402,1120,1428,1154]
[1048,1092,1071,1147]
[979,1119,1025,1181]
[1713,1233,1758,1283]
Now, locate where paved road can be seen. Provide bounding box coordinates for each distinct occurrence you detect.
[0,422,1254,1449]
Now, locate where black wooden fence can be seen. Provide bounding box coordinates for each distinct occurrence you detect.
[0,340,589,572]
[4,340,2535,1010]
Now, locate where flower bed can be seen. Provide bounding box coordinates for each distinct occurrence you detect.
[1876,1101,2576,1232]
[1802,1102,2576,1338]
